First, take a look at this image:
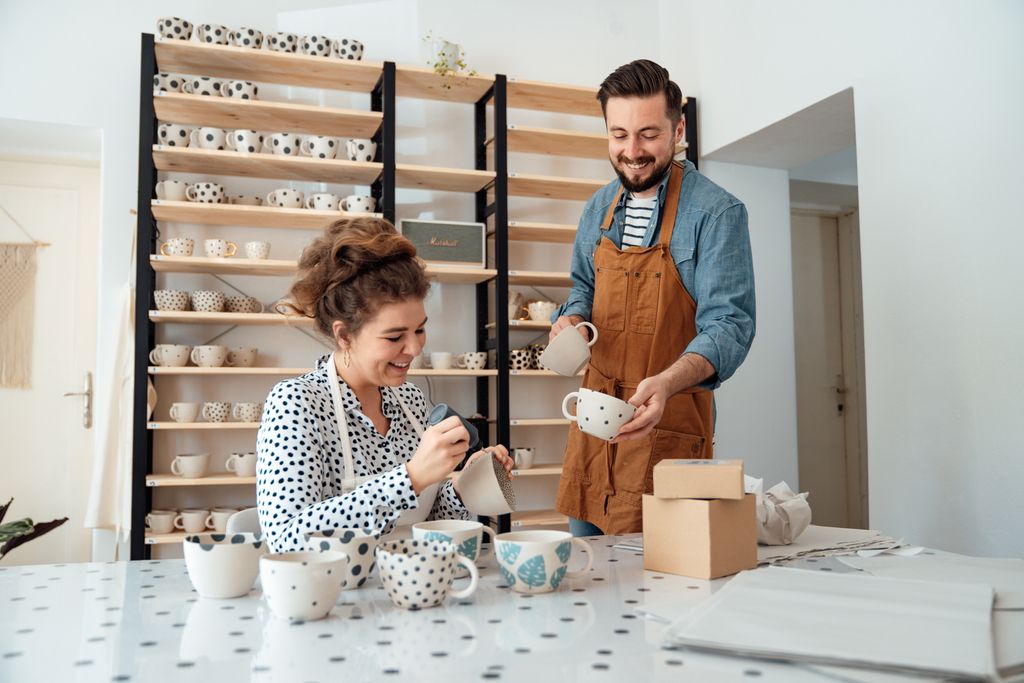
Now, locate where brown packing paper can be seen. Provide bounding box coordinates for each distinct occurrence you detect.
[642,493,757,580]
[653,459,744,499]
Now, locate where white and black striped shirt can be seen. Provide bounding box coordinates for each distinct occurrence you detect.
[621,194,658,248]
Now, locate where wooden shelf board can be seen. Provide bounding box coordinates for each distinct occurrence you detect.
[506,125,607,159]
[509,369,579,377]
[145,532,187,545]
[395,65,495,104]
[409,369,497,377]
[506,78,602,117]
[147,421,259,430]
[507,270,573,287]
[154,38,384,92]
[154,91,382,138]
[423,265,497,284]
[511,509,569,528]
[485,319,550,331]
[506,220,577,244]
[149,311,314,326]
[153,146,382,184]
[149,366,311,375]
[395,163,494,193]
[508,172,605,201]
[146,474,256,487]
[511,465,562,477]
[509,418,572,427]
[152,200,380,229]
[151,254,295,276]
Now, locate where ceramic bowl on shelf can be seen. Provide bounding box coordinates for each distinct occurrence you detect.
[182,532,267,599]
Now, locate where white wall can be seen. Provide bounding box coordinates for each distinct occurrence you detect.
[659,0,1024,555]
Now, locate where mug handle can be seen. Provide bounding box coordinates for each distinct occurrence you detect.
[225,455,237,472]
[155,182,165,199]
[205,514,216,530]
[476,527,494,562]
[190,348,201,366]
[448,555,479,600]
[224,353,236,367]
[224,241,237,257]
[253,300,265,313]
[455,354,466,368]
[576,321,599,348]
[266,191,276,206]
[231,405,241,421]
[305,195,315,209]
[169,405,180,420]
[173,515,185,529]
[186,185,197,202]
[340,198,350,212]
[171,458,183,476]
[564,537,595,579]
[149,348,162,364]
[300,138,313,157]
[561,392,580,422]
[225,134,237,150]
[201,404,212,421]
[189,129,200,147]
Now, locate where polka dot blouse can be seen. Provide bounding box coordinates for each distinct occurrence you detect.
[256,355,470,552]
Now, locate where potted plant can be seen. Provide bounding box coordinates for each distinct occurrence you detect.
[423,31,478,90]
[0,497,68,560]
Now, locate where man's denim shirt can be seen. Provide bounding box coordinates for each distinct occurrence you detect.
[553,160,755,390]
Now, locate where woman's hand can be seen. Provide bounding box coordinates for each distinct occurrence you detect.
[453,445,513,499]
[406,415,469,494]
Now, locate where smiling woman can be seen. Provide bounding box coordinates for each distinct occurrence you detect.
[257,218,512,552]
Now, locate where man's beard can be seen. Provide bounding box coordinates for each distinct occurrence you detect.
[612,153,673,194]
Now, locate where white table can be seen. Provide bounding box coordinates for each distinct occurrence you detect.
[0,535,1012,682]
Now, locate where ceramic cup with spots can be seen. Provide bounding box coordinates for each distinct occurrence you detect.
[157,123,192,147]
[508,348,533,371]
[411,520,494,565]
[540,322,598,376]
[456,351,487,370]
[513,447,535,470]
[300,34,332,57]
[155,179,189,201]
[341,194,376,213]
[197,23,230,45]
[186,182,225,204]
[190,290,226,312]
[183,532,267,599]
[228,194,263,206]
[201,401,231,423]
[266,31,298,53]
[205,508,239,533]
[527,300,558,322]
[191,345,228,367]
[266,188,304,208]
[300,135,338,160]
[260,550,349,621]
[225,295,263,314]
[183,76,224,97]
[264,132,301,156]
[305,192,340,211]
[169,402,200,423]
[153,289,190,311]
[149,344,190,367]
[332,38,364,60]
[153,72,186,93]
[229,27,263,49]
[189,127,227,151]
[494,530,593,594]
[225,451,257,477]
[377,538,479,610]
[203,238,237,258]
[146,509,177,534]
[526,343,546,370]
[303,528,379,590]
[223,80,258,100]
[226,346,258,367]
[171,454,209,480]
[157,16,192,40]
[226,129,263,155]
[345,138,377,162]
[232,401,263,423]
[243,241,270,259]
[561,388,636,442]
[158,236,194,256]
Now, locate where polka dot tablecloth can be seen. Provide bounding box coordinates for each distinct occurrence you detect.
[0,536,955,682]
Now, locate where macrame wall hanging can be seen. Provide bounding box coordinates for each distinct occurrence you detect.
[0,205,49,389]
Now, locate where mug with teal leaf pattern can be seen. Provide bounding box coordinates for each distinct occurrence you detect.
[494,530,593,593]
[412,520,493,573]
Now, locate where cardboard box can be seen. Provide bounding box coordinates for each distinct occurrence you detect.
[642,493,757,580]
[652,458,744,500]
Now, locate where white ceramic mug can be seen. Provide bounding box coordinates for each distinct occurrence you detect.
[171,454,209,479]
[189,127,227,151]
[226,346,257,367]
[232,402,263,423]
[243,241,270,260]
[205,508,239,533]
[265,32,298,53]
[300,34,332,57]
[412,520,494,564]
[300,136,338,159]
[222,80,258,100]
[345,138,377,162]
[146,509,177,534]
[495,530,593,594]
[527,300,558,322]
[157,16,192,41]
[190,290,226,312]
[303,528,379,590]
[186,182,224,204]
[261,551,349,621]
[201,402,231,423]
[157,123,192,147]
[226,130,263,154]
[190,345,227,367]
[203,238,237,258]
[332,38,364,60]
[266,188,304,208]
[229,27,263,49]
[174,509,212,533]
[153,289,190,311]
[155,179,189,201]
[197,23,230,45]
[377,538,479,610]
[158,236,194,256]
[455,351,487,370]
[341,194,375,213]
[225,295,263,314]
[513,447,535,470]
[225,452,257,477]
[182,76,224,97]
[149,344,190,367]
[430,352,452,370]
[153,72,186,93]
[169,402,200,423]
[305,192,340,210]
[539,322,599,376]
[561,388,636,441]
[264,132,301,156]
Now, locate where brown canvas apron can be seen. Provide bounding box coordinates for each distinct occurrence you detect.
[555,161,714,534]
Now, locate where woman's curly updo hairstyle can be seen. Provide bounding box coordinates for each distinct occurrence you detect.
[284,217,430,341]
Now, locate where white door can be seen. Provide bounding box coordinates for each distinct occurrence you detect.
[0,158,99,564]
[791,211,864,528]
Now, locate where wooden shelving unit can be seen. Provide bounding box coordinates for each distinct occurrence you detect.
[395,65,494,104]
[147,366,497,377]
[145,531,188,545]
[511,465,562,477]
[508,172,605,202]
[506,78,602,117]
[395,163,495,193]
[506,221,577,244]
[507,270,573,287]
[146,474,256,487]
[147,422,259,430]
[153,145,382,184]
[149,311,314,326]
[505,125,606,159]
[511,510,569,529]
[154,92,383,138]
[151,200,380,229]
[509,418,572,427]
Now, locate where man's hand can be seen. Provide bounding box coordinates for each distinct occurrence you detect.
[612,374,670,443]
[550,315,590,342]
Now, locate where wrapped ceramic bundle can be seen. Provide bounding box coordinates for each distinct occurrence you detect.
[744,476,811,545]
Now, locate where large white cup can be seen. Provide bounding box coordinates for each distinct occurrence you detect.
[345,138,377,162]
[561,388,636,441]
[169,402,200,423]
[539,322,598,376]
[226,129,263,154]
[266,188,304,208]
[190,345,228,367]
[300,136,338,159]
[226,346,258,367]
[305,192,340,210]
[189,127,227,150]
[261,551,349,621]
[226,451,257,477]
[203,238,237,258]
[232,402,263,423]
[174,509,212,533]
[494,530,593,594]
[429,352,452,370]
[149,344,190,367]
[171,453,209,479]
[205,508,239,533]
[376,539,478,610]
[412,520,493,564]
[146,509,177,535]
[243,241,270,260]
[155,179,189,201]
[513,447,535,470]
[341,194,375,213]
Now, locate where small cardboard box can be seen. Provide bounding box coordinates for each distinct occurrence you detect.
[642,493,757,580]
[652,458,744,500]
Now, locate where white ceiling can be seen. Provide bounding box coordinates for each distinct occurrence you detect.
[704,88,855,170]
[0,118,101,164]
